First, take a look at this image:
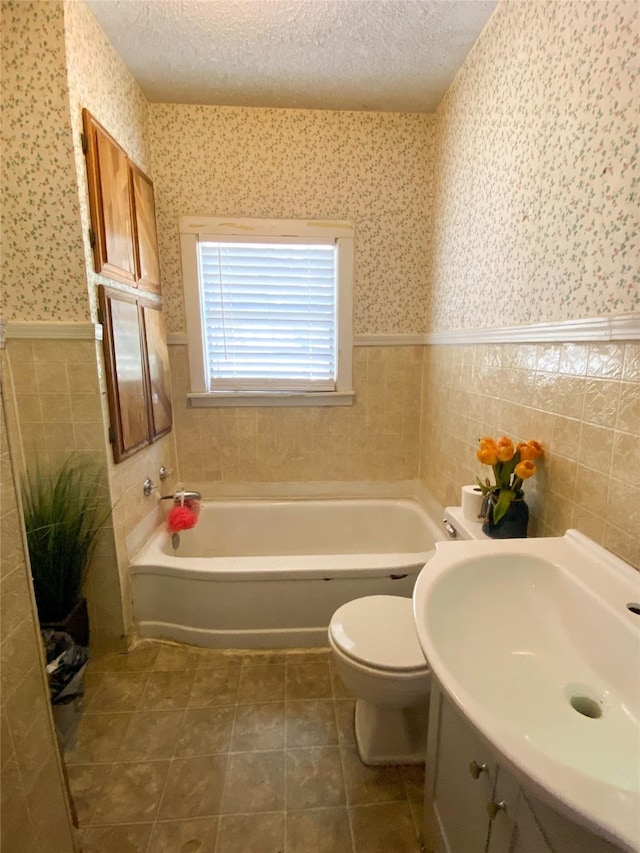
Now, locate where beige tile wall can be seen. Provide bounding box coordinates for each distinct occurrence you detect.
[170,345,423,485]
[420,342,640,569]
[6,337,126,650]
[1,356,76,853]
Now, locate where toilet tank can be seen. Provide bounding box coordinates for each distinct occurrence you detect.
[442,506,489,542]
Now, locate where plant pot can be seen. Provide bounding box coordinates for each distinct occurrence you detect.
[482,498,529,539]
[41,596,90,647]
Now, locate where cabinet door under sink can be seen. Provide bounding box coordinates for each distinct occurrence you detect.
[425,690,496,853]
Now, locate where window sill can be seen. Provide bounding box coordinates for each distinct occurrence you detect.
[187,390,355,408]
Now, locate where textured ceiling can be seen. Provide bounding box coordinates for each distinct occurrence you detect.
[86,0,497,113]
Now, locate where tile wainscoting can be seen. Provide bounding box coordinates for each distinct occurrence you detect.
[420,341,640,569]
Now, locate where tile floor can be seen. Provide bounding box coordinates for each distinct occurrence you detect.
[65,642,424,853]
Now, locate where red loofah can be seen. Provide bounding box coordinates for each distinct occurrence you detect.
[167,505,198,533]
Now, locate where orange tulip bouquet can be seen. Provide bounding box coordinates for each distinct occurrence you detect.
[476,436,543,536]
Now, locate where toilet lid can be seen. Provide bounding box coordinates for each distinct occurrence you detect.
[329,595,427,673]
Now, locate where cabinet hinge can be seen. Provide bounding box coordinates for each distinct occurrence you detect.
[108,426,116,444]
[88,228,96,249]
[81,132,88,155]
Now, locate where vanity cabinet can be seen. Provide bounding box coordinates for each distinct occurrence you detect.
[423,682,623,853]
[424,681,496,853]
[83,110,161,293]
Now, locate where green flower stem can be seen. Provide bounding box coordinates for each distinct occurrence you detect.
[493,489,516,524]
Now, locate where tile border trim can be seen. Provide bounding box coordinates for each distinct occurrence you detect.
[424,314,640,345]
[5,315,636,350]
[2,320,103,342]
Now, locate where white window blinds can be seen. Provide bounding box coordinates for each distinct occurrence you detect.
[198,240,338,391]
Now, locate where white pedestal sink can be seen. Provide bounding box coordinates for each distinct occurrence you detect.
[413,530,640,852]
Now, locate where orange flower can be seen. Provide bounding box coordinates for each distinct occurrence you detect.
[515,460,536,479]
[477,437,498,465]
[517,440,543,461]
[496,436,515,462]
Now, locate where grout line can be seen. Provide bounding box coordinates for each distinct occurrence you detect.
[215,685,240,850]
[331,664,357,853]
[73,643,427,853]
[284,658,289,833]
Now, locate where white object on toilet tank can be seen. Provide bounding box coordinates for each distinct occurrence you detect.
[461,485,485,522]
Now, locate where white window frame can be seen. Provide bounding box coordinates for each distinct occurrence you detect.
[179,216,354,407]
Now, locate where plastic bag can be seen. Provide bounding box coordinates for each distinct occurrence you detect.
[42,629,89,705]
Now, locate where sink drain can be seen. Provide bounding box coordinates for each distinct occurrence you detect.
[627,602,640,616]
[570,695,602,719]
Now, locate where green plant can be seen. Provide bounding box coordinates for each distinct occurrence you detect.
[22,456,108,624]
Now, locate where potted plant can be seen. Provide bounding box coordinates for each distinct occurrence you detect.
[22,455,108,647]
[475,436,544,538]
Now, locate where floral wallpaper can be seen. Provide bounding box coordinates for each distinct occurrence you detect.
[63,0,151,193]
[1,0,88,321]
[428,0,639,332]
[63,0,153,320]
[421,0,640,569]
[149,105,434,335]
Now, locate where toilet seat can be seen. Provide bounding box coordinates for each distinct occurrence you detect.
[329,595,427,674]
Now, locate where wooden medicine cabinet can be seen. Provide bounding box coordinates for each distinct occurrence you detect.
[99,286,172,463]
[83,109,161,293]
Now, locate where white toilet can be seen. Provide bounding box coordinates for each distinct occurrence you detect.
[328,594,430,765]
[329,505,484,766]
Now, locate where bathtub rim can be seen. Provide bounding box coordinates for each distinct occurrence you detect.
[130,495,444,582]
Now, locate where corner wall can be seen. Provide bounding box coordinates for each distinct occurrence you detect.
[61,0,179,639]
[1,0,127,649]
[62,1,179,582]
[1,354,76,853]
[422,0,639,567]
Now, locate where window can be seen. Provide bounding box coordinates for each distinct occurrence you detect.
[179,217,354,406]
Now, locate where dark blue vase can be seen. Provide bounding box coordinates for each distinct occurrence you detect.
[482,496,529,539]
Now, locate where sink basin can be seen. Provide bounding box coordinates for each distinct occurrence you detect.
[413,530,640,852]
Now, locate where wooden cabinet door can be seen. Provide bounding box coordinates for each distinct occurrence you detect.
[83,110,137,284]
[141,302,172,439]
[99,287,172,463]
[99,286,151,462]
[131,164,161,293]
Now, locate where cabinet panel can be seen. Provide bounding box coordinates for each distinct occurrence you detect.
[99,287,150,462]
[99,287,173,463]
[424,686,625,853]
[507,792,553,853]
[131,165,161,293]
[83,109,162,293]
[525,793,622,853]
[486,766,525,853]
[141,303,172,439]
[83,110,137,284]
[431,694,496,853]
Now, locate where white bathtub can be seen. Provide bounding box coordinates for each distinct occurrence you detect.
[130,498,442,648]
